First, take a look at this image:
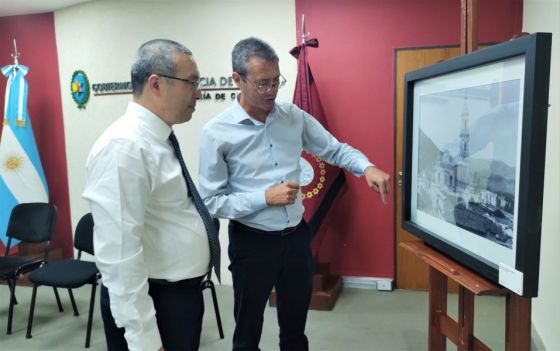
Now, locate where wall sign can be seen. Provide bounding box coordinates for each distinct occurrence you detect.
[92,81,132,95]
[70,70,90,109]
[199,76,239,101]
[82,74,239,101]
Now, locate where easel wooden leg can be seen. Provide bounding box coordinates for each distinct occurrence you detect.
[402,242,529,351]
[458,286,474,351]
[460,0,479,54]
[505,293,531,351]
[429,267,447,351]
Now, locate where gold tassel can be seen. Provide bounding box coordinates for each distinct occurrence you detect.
[2,118,7,126]
[15,118,26,127]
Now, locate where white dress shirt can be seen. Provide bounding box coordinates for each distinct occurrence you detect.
[83,102,210,351]
[198,99,373,231]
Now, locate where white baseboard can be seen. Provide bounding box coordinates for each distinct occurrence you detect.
[531,323,546,350]
[342,276,393,291]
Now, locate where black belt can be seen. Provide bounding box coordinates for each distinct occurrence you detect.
[231,220,303,236]
[148,275,205,287]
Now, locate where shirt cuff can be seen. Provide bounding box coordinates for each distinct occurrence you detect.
[248,191,268,210]
[357,161,375,177]
[125,320,162,351]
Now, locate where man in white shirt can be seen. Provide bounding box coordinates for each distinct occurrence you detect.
[83,39,217,351]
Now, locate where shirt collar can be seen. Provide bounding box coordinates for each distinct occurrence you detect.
[126,101,172,141]
[230,98,277,126]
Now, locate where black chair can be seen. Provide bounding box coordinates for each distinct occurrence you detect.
[201,218,224,339]
[0,202,57,335]
[26,213,100,348]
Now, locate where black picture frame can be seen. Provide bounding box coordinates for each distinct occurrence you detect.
[402,33,552,297]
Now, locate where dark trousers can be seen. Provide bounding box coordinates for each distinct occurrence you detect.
[100,276,205,351]
[228,220,313,351]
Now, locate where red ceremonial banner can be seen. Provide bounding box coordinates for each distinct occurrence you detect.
[290,39,346,247]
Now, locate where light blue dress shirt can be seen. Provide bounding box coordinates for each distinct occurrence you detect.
[198,99,373,231]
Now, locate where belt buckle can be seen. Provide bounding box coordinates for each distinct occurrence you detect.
[280,224,297,236]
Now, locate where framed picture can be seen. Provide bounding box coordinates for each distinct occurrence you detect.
[402,33,552,297]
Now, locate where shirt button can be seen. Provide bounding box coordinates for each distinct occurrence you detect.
[269,144,272,147]
[275,162,278,166]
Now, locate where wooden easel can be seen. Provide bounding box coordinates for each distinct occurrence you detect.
[460,0,478,55]
[401,241,531,350]
[398,3,531,349]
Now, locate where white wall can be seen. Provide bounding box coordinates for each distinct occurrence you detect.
[54,0,296,285]
[523,0,560,349]
[54,3,560,342]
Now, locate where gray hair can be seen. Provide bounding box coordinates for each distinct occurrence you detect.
[232,37,278,76]
[131,39,192,97]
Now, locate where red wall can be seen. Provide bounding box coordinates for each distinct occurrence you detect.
[0,13,73,258]
[296,0,522,278]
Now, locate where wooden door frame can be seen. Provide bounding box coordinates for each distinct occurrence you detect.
[393,45,460,289]
[393,44,495,289]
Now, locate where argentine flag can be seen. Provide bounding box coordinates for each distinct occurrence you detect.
[0,64,48,248]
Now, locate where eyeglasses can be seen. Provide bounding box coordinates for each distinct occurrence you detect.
[155,73,200,91]
[242,74,287,94]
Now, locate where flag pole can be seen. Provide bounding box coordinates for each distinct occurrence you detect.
[11,39,19,66]
[301,14,305,44]
[300,15,312,115]
[301,14,310,44]
[302,15,343,309]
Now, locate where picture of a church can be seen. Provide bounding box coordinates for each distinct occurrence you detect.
[416,81,520,249]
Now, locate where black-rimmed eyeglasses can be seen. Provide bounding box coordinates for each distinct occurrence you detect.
[242,74,287,94]
[155,73,200,91]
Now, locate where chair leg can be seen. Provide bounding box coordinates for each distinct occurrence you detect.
[207,280,224,339]
[26,285,39,339]
[53,287,63,312]
[85,283,98,348]
[7,279,16,335]
[68,289,79,316]
[7,280,18,305]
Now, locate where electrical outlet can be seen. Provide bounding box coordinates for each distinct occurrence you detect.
[377,279,392,291]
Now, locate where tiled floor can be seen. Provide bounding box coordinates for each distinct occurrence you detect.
[0,284,510,350]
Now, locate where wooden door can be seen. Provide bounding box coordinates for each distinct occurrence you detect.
[395,47,461,290]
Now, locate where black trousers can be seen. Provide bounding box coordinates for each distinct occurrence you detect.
[228,220,313,351]
[100,276,205,351]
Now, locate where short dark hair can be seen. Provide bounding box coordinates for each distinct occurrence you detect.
[232,37,278,76]
[131,39,192,97]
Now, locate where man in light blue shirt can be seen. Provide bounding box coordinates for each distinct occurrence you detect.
[198,37,390,351]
